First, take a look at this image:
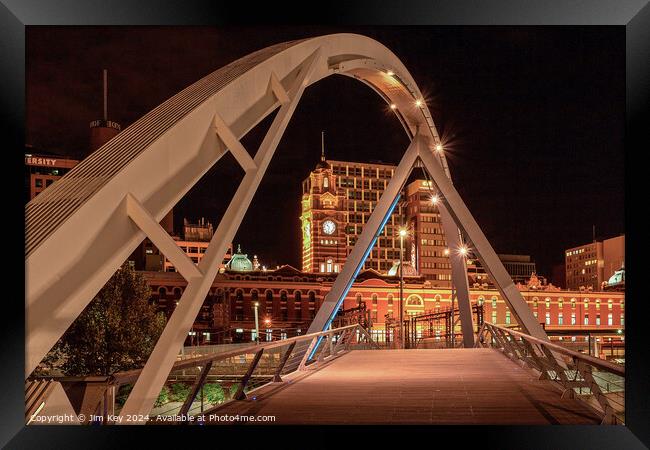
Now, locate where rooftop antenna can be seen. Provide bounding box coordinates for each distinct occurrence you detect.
[592,224,596,243]
[103,69,108,121]
[321,130,325,161]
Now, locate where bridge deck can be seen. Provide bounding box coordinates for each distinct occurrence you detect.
[207,348,601,425]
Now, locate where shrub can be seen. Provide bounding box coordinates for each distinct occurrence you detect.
[202,383,225,404]
[169,382,191,402]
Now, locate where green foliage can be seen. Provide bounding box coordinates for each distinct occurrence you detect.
[169,382,191,402]
[43,262,166,376]
[154,386,170,408]
[202,383,225,404]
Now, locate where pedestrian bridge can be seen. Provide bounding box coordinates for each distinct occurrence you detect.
[208,348,602,425]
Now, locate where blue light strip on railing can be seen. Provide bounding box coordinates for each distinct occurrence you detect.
[307,194,402,360]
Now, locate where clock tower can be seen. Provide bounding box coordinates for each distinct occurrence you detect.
[300,134,346,273]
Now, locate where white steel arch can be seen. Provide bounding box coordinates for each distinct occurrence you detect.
[25,34,548,420]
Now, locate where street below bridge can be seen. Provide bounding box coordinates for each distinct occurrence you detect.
[204,348,602,425]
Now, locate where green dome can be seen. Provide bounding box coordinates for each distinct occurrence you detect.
[227,244,253,272]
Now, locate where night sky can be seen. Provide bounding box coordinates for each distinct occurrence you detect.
[26,26,625,281]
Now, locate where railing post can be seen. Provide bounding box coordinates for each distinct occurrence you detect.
[575,359,616,424]
[233,349,264,401]
[179,360,213,416]
[273,342,296,382]
[298,337,319,371]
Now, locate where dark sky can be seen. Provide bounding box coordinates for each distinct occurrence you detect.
[26,26,625,280]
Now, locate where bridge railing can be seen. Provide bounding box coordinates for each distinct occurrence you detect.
[477,322,625,424]
[109,323,378,422]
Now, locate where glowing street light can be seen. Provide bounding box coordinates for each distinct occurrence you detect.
[415,99,423,107]
[458,245,469,257]
[435,144,443,152]
[253,302,260,344]
[390,103,397,110]
[430,193,440,205]
[399,227,408,237]
[386,70,395,76]
[443,248,450,256]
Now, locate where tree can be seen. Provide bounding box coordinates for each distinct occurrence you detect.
[44,262,166,376]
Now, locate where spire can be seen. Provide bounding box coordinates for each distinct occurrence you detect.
[103,69,108,121]
[321,130,325,161]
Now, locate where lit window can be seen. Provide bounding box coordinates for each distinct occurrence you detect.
[608,314,613,326]
[505,311,511,325]
[571,313,576,325]
[545,312,550,325]
[558,313,563,325]
[584,314,589,325]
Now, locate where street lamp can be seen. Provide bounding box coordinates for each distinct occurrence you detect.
[253,302,260,344]
[398,226,408,349]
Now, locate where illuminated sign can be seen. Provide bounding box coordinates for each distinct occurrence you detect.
[25,157,57,167]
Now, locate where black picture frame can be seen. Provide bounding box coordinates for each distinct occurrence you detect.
[2,1,648,448]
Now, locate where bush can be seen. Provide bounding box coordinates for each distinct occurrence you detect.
[154,386,170,407]
[169,382,191,402]
[202,383,225,404]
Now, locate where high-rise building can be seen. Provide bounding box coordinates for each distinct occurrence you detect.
[565,234,625,291]
[405,179,451,286]
[301,155,407,276]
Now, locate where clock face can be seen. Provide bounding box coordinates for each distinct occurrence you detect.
[322,220,336,235]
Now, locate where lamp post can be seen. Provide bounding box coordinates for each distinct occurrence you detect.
[399,227,407,349]
[253,302,260,344]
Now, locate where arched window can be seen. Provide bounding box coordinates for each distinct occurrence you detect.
[491,296,498,309]
[545,297,551,308]
[387,294,393,308]
[236,289,244,302]
[251,290,259,304]
[265,290,274,313]
[608,299,613,310]
[435,294,442,308]
[173,287,182,298]
[558,297,564,308]
[595,299,601,309]
[371,294,378,307]
[356,293,362,305]
[533,297,538,308]
[406,295,423,307]
[295,291,302,303]
[280,291,288,302]
[477,296,484,306]
[326,258,333,273]
[323,177,329,188]
[158,287,167,297]
[571,298,576,309]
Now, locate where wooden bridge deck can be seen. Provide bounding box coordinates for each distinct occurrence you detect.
[206,348,602,425]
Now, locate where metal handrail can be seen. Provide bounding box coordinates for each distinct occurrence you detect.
[112,323,376,391]
[478,322,625,425]
[480,322,624,376]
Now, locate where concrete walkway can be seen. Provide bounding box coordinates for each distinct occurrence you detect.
[205,348,602,425]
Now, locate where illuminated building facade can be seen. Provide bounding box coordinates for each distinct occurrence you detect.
[565,235,625,291]
[301,157,408,275]
[25,150,79,201]
[405,179,451,286]
[144,266,625,358]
